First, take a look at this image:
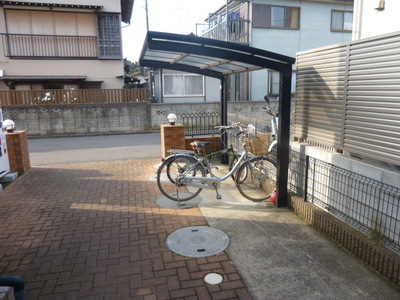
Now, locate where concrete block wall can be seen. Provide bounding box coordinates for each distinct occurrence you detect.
[3,103,150,136]
[2,101,273,137]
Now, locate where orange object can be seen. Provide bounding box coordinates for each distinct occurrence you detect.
[270,191,277,205]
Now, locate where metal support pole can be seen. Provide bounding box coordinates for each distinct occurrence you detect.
[221,76,229,164]
[276,67,292,207]
[304,155,309,202]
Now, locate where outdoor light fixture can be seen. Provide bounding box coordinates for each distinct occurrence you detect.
[167,113,177,125]
[3,119,15,133]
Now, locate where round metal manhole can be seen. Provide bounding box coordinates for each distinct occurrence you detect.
[166,226,229,257]
[155,194,202,209]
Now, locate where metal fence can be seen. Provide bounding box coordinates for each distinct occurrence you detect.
[295,31,400,167]
[0,89,148,106]
[288,150,400,254]
[181,111,220,137]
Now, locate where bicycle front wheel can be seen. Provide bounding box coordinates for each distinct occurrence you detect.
[236,156,277,202]
[157,155,206,201]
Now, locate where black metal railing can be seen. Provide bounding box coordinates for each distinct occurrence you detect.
[288,150,400,255]
[1,33,98,58]
[181,111,220,137]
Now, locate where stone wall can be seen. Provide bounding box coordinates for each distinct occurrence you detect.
[2,101,274,137]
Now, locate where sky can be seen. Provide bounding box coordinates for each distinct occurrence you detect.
[121,0,226,62]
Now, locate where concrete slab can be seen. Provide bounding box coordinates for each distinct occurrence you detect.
[197,175,400,300]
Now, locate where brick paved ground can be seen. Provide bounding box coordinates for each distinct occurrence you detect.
[0,158,252,300]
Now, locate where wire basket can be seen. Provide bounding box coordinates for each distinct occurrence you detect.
[244,132,270,155]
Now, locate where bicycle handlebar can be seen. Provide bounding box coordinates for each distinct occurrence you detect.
[215,122,242,130]
[263,107,276,116]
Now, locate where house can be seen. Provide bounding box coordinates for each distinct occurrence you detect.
[0,0,134,90]
[152,0,354,103]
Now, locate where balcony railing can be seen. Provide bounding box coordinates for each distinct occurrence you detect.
[1,33,98,58]
[202,19,250,44]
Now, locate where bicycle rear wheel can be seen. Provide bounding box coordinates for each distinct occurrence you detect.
[236,156,277,202]
[157,155,206,201]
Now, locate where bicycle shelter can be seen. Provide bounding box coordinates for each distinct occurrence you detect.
[139,31,295,207]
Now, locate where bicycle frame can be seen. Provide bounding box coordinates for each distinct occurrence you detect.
[178,149,249,190]
[263,96,279,155]
[161,122,249,199]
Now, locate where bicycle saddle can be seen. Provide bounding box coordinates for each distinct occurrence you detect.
[191,141,211,149]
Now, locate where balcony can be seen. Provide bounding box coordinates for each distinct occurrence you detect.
[202,19,250,44]
[1,33,98,59]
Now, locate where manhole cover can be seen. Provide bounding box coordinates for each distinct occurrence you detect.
[166,226,229,257]
[155,195,202,209]
[204,273,224,285]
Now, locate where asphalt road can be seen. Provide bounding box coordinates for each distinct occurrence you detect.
[28,133,162,166]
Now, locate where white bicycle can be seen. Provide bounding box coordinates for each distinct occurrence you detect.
[156,123,277,202]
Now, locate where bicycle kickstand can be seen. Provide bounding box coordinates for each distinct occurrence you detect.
[212,182,222,199]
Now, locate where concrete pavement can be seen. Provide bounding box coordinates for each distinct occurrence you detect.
[28,133,162,166]
[198,180,400,299]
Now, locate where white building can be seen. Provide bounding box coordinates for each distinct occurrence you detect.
[153,0,354,103]
[353,0,399,40]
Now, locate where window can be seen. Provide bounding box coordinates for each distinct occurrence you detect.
[97,14,122,59]
[331,11,353,32]
[253,4,300,29]
[163,74,204,97]
[5,10,96,36]
[268,71,296,96]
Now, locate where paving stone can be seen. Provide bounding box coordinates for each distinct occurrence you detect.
[0,158,251,299]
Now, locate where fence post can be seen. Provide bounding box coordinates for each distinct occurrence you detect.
[304,155,309,202]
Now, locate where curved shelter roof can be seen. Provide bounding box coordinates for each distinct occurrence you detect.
[139,31,295,80]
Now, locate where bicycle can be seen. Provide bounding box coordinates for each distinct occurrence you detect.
[156,122,277,202]
[263,95,278,159]
[161,123,245,182]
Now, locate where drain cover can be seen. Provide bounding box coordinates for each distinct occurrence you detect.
[204,273,224,285]
[155,195,202,209]
[166,226,229,257]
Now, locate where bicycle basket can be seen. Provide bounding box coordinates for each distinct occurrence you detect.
[244,132,270,155]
